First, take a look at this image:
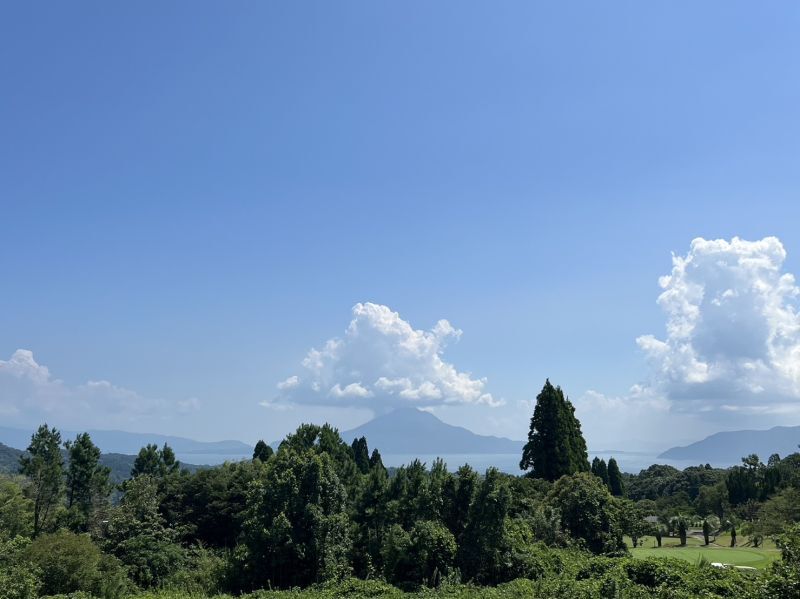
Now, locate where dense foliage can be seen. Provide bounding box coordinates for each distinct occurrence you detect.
[520,380,589,481]
[2,380,800,598]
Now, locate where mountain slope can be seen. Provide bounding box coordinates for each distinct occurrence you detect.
[0,426,251,456]
[659,425,800,462]
[0,441,201,482]
[343,407,523,454]
[0,442,23,473]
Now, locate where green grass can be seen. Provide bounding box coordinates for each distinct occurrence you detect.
[629,542,780,569]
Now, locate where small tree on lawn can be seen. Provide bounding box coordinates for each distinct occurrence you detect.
[676,515,688,546]
[702,519,711,546]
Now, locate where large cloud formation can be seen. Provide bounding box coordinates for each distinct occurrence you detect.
[269,302,500,411]
[577,236,800,448]
[637,237,800,413]
[0,349,195,429]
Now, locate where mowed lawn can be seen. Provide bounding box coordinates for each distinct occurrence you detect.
[627,534,780,569]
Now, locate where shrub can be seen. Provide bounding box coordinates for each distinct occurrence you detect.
[24,530,128,599]
[0,536,41,599]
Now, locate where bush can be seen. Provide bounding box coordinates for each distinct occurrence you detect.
[24,530,128,599]
[163,546,229,594]
[0,536,40,599]
[622,556,687,588]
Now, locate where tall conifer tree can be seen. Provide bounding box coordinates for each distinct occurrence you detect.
[519,380,589,481]
[591,457,610,488]
[19,424,64,535]
[65,432,111,531]
[352,436,370,474]
[607,457,625,496]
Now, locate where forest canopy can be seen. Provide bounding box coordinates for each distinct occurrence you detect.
[2,381,800,598]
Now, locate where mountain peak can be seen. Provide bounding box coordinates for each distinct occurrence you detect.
[343,408,522,455]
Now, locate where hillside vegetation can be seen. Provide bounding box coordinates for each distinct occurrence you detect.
[2,381,800,598]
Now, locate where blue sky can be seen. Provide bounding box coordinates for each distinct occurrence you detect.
[2,2,800,450]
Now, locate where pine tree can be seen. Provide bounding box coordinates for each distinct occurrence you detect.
[131,443,180,478]
[19,424,64,535]
[591,457,610,488]
[352,436,370,474]
[519,380,589,481]
[65,432,111,531]
[160,443,180,475]
[607,457,625,497]
[131,444,161,478]
[252,440,273,462]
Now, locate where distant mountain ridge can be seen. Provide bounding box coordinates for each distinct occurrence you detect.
[343,407,523,454]
[0,426,251,457]
[0,441,203,483]
[659,425,800,463]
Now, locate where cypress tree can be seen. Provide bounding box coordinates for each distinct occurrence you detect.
[607,457,625,496]
[591,457,610,488]
[352,436,370,474]
[369,448,385,472]
[519,380,589,481]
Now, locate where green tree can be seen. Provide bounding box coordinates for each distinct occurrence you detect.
[64,432,111,532]
[369,448,385,472]
[443,464,478,541]
[0,476,34,539]
[387,460,433,529]
[607,457,625,497]
[19,424,64,536]
[546,472,624,554]
[0,536,41,599]
[241,442,351,589]
[131,443,180,478]
[676,515,688,546]
[519,380,589,481]
[591,457,610,488]
[726,454,763,505]
[130,444,160,478]
[702,519,712,545]
[695,481,729,520]
[752,488,800,538]
[352,436,370,474]
[458,468,512,583]
[24,530,127,598]
[619,499,648,548]
[103,475,184,588]
[765,523,800,597]
[252,439,273,462]
[352,457,389,577]
[382,520,456,588]
[171,460,262,548]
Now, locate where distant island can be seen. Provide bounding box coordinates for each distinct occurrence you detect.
[659,424,800,462]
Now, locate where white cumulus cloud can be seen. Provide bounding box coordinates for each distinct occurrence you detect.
[575,236,800,449]
[271,302,501,410]
[637,236,800,410]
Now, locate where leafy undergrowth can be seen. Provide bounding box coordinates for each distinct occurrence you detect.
[126,559,764,599]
